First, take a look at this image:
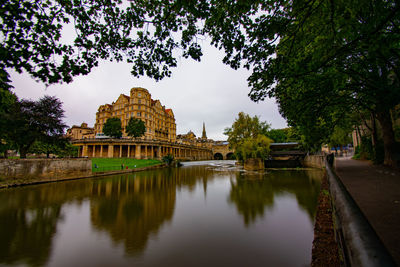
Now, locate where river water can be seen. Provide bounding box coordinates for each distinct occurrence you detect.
[0,161,322,267]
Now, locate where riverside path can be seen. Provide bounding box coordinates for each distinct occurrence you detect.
[335,157,400,265]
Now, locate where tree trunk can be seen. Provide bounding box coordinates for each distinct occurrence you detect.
[356,126,361,147]
[376,109,396,167]
[20,147,28,159]
[370,112,378,161]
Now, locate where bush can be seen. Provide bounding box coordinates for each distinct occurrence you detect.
[354,136,384,164]
[162,154,174,165]
[352,146,360,159]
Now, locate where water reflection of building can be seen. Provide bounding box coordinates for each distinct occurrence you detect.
[87,166,221,255]
[89,173,176,255]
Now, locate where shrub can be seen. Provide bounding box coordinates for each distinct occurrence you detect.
[162,154,174,165]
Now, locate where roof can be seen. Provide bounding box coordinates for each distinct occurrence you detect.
[69,125,94,130]
[165,109,174,116]
[270,142,300,150]
[270,142,299,146]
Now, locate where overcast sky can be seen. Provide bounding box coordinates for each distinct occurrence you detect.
[10,42,287,141]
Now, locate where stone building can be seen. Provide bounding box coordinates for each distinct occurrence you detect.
[176,130,197,145]
[94,87,176,142]
[201,122,207,139]
[66,123,95,140]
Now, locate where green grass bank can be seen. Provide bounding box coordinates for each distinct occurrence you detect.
[92,158,162,172]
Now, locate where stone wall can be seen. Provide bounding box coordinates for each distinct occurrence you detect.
[303,155,326,169]
[243,158,264,171]
[0,159,91,187]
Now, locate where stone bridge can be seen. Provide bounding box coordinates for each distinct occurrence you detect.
[211,142,235,160]
[210,142,302,161]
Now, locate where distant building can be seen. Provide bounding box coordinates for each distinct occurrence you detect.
[176,123,216,149]
[176,130,197,145]
[66,123,95,140]
[202,122,207,139]
[94,87,176,142]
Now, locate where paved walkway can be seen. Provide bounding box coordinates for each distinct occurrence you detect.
[335,157,400,265]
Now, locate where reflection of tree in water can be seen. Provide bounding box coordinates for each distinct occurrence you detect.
[0,180,92,267]
[229,170,322,226]
[89,166,224,256]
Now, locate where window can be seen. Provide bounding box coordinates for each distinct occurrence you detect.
[137,112,141,117]
[138,105,141,110]
[138,93,141,97]
[138,99,141,104]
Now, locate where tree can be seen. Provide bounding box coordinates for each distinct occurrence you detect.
[329,126,353,149]
[57,142,79,158]
[29,138,74,158]
[261,1,400,164]
[148,0,399,165]
[224,112,266,151]
[4,95,67,158]
[1,0,206,88]
[0,87,17,158]
[126,118,146,138]
[103,118,122,139]
[224,112,272,160]
[238,135,272,161]
[0,69,17,157]
[187,0,398,165]
[265,129,288,143]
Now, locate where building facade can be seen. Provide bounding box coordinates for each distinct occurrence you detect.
[94,87,176,142]
[66,123,95,140]
[73,139,212,160]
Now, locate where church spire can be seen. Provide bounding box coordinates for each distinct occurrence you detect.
[202,122,207,139]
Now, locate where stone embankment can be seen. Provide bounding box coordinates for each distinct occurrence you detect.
[303,155,325,168]
[0,158,166,188]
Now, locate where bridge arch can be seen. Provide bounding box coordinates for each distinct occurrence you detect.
[214,153,223,160]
